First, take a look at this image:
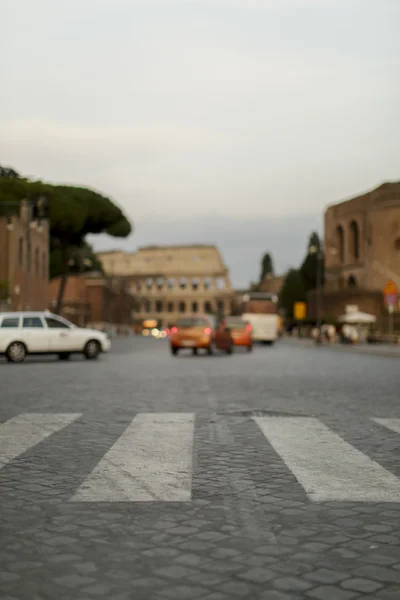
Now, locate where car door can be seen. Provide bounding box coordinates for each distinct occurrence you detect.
[21,316,50,352]
[44,316,78,352]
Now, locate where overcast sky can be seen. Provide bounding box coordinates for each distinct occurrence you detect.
[2,0,399,286]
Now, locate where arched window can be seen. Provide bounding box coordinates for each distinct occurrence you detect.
[336,225,344,263]
[203,277,212,290]
[192,278,199,291]
[192,301,198,313]
[179,301,186,313]
[156,277,164,290]
[217,300,224,313]
[167,302,174,312]
[349,221,359,261]
[155,300,163,313]
[42,251,47,278]
[179,277,187,290]
[204,301,212,313]
[34,248,39,275]
[216,278,225,289]
[18,237,24,267]
[146,278,153,290]
[348,275,357,288]
[145,300,151,312]
[167,278,175,289]
[136,281,141,292]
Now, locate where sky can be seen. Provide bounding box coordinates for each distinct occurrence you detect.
[1,0,399,286]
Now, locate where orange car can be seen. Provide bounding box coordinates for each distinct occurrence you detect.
[221,317,253,351]
[170,315,233,356]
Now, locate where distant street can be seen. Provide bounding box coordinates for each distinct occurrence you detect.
[1,337,400,600]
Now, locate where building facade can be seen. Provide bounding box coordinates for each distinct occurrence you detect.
[0,205,49,311]
[320,181,400,318]
[97,245,235,328]
[49,274,135,331]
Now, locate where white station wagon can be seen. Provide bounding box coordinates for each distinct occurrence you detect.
[0,311,111,363]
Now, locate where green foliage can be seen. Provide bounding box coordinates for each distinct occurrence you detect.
[299,232,324,292]
[259,252,274,283]
[0,280,8,300]
[279,269,306,319]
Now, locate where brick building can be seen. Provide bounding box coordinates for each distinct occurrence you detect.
[49,275,136,330]
[313,181,400,320]
[0,205,49,311]
[97,245,235,328]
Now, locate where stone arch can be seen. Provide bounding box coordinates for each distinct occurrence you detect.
[156,277,164,290]
[146,278,153,290]
[144,300,151,312]
[179,301,186,313]
[192,278,200,291]
[203,277,212,290]
[167,278,175,289]
[179,277,187,290]
[167,301,174,312]
[192,301,198,313]
[336,224,345,263]
[347,275,357,288]
[349,220,360,261]
[204,301,212,313]
[155,300,163,313]
[216,278,225,290]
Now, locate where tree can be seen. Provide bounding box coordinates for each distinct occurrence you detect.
[299,232,324,292]
[278,269,306,319]
[0,166,132,311]
[259,252,274,283]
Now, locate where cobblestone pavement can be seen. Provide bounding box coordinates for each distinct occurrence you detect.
[1,337,400,600]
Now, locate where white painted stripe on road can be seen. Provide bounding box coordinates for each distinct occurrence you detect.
[254,416,400,502]
[372,418,400,435]
[72,413,195,502]
[0,413,82,468]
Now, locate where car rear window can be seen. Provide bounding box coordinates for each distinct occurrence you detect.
[176,318,208,328]
[1,317,20,328]
[225,319,247,329]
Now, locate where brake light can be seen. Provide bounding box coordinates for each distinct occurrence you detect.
[204,327,211,335]
[246,324,252,332]
[171,327,178,334]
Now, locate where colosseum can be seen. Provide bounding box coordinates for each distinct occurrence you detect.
[97,245,235,328]
[320,181,400,318]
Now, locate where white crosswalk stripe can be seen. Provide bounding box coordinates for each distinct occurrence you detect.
[372,418,400,436]
[254,416,400,503]
[1,412,400,503]
[71,413,195,502]
[0,413,82,469]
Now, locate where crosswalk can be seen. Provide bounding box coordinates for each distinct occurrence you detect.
[1,412,400,504]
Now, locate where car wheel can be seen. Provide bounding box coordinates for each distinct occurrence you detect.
[226,347,233,355]
[58,353,71,361]
[6,341,27,363]
[84,340,101,360]
[192,348,198,356]
[171,346,179,355]
[247,345,253,352]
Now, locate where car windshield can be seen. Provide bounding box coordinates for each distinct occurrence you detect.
[176,318,208,328]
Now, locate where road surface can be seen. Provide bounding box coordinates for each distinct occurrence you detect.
[0,337,399,599]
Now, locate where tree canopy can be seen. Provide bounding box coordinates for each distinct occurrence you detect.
[259,252,274,283]
[299,232,324,292]
[0,165,132,310]
[278,269,307,319]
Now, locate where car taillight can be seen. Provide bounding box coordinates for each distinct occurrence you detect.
[246,324,252,332]
[171,327,178,334]
[204,327,211,335]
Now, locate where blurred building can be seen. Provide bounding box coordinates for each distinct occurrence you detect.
[310,182,400,320]
[97,245,235,327]
[259,274,285,296]
[49,274,135,331]
[0,205,49,311]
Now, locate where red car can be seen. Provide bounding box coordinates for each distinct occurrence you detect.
[169,315,233,356]
[221,317,253,351]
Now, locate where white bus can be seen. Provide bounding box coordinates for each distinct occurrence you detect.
[239,292,279,345]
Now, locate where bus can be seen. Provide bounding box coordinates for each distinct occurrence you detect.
[238,292,280,345]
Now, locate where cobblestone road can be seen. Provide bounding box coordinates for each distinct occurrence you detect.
[1,338,399,600]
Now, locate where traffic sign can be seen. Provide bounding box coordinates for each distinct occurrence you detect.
[384,280,398,296]
[294,302,306,321]
[385,294,397,306]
